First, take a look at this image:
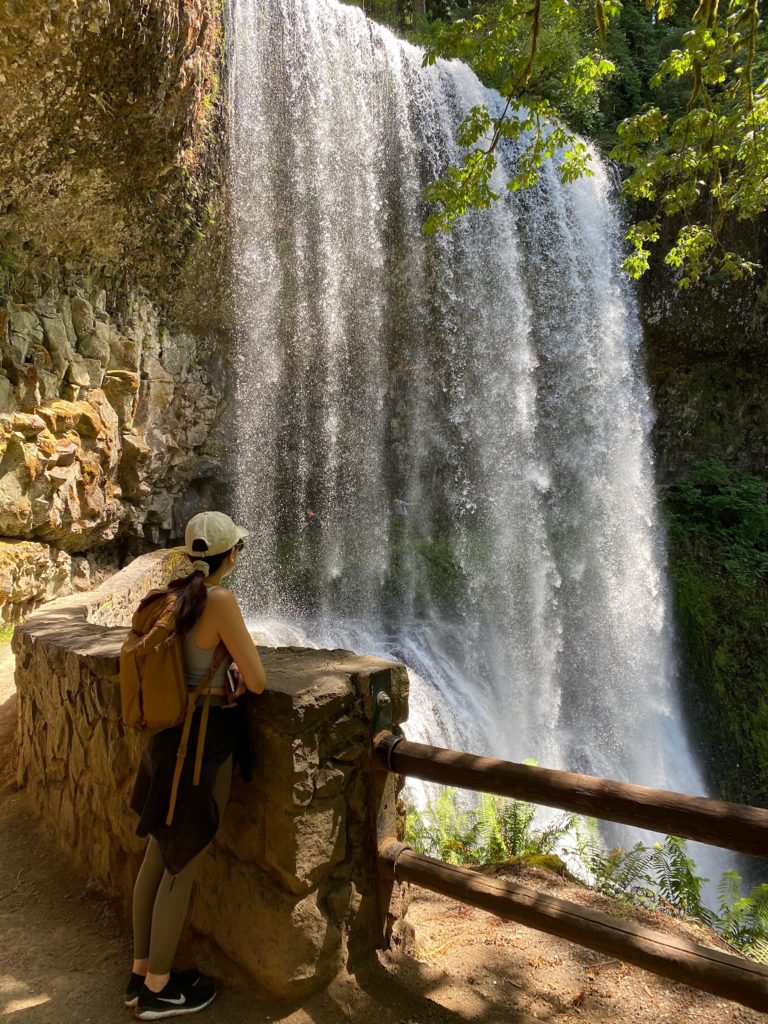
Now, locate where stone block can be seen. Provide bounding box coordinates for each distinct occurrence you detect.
[0,539,73,621]
[314,763,350,800]
[118,431,152,500]
[107,330,141,372]
[250,724,319,808]
[66,355,91,387]
[190,857,344,997]
[79,321,111,366]
[217,795,266,862]
[82,357,105,387]
[323,714,368,764]
[41,314,74,360]
[263,797,346,894]
[0,373,13,412]
[9,304,42,360]
[101,370,140,426]
[160,331,196,377]
[58,296,78,346]
[135,380,174,427]
[70,297,94,340]
[141,353,173,383]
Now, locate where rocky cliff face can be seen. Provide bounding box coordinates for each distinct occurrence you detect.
[639,223,768,809]
[0,261,231,619]
[1,0,225,287]
[0,1,231,621]
[640,221,768,483]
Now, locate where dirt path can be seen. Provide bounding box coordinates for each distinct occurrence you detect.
[0,641,765,1022]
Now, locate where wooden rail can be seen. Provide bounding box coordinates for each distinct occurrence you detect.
[372,730,768,1014]
[373,733,768,859]
[378,840,768,1013]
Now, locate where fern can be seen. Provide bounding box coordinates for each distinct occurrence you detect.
[650,836,714,925]
[716,874,768,954]
[404,784,573,866]
[476,794,509,861]
[405,788,482,864]
[568,819,655,903]
[529,811,578,856]
[499,796,537,857]
[404,787,768,966]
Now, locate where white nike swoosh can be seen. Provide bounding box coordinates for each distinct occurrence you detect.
[158,995,186,1006]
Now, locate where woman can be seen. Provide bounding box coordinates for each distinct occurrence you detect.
[126,511,266,1019]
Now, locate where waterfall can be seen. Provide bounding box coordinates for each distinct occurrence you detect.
[227,0,709,814]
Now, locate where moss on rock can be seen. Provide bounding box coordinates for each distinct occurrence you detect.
[666,458,768,806]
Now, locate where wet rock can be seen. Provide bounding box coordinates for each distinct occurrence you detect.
[9,304,42,360]
[0,262,226,555]
[0,374,12,409]
[101,370,140,427]
[141,353,173,383]
[0,391,121,550]
[40,314,71,358]
[107,329,140,372]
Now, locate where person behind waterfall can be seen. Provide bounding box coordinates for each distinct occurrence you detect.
[126,511,266,1019]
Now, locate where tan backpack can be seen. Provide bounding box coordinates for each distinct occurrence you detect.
[120,589,229,825]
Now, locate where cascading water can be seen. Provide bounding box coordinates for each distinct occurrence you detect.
[227,0,716,857]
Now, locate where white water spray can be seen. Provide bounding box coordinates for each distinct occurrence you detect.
[228,0,716,864]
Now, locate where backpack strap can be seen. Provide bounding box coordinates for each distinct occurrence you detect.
[166,642,230,827]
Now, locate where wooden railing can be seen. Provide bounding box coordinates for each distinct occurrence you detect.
[371,732,768,1014]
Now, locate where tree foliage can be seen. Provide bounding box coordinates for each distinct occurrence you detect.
[354,0,766,285]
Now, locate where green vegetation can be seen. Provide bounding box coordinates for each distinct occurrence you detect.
[386,529,467,614]
[665,458,768,806]
[345,0,767,285]
[0,624,14,646]
[405,784,768,961]
[405,764,576,862]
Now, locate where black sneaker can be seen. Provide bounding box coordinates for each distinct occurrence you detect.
[124,969,210,1009]
[134,974,216,1019]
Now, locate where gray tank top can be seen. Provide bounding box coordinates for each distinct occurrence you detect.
[183,588,230,705]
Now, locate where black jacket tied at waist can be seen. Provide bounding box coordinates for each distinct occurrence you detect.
[130,703,252,875]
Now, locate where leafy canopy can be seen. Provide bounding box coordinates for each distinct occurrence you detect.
[417,0,767,285]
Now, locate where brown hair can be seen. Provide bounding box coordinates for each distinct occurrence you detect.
[137,541,234,636]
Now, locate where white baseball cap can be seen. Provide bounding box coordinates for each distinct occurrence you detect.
[184,511,249,557]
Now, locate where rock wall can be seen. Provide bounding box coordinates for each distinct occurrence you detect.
[1,0,226,288]
[641,220,768,483]
[13,549,410,997]
[0,264,230,621]
[0,1,233,622]
[640,221,768,809]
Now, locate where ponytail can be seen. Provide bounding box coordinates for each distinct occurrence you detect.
[136,540,233,636]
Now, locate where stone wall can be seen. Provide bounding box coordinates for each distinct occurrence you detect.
[12,549,410,997]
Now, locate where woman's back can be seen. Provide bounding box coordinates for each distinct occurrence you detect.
[188,585,265,694]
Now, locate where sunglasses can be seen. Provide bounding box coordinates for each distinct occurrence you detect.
[235,539,245,552]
